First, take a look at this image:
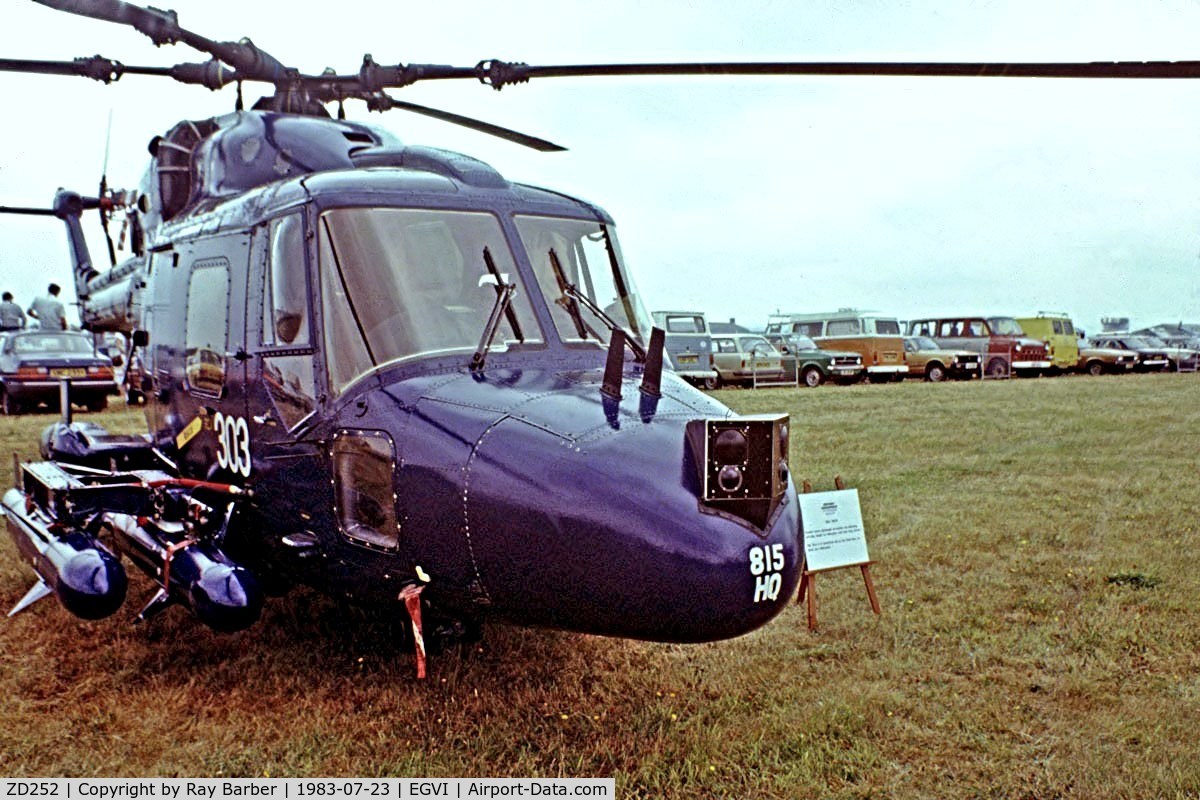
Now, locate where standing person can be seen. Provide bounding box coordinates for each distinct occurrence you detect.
[0,291,25,331]
[27,283,67,330]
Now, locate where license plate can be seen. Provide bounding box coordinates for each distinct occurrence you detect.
[51,368,87,378]
[677,354,698,364]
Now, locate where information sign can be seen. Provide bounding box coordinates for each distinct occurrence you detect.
[799,488,870,572]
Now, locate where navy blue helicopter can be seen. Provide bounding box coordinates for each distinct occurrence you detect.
[1,0,1194,676]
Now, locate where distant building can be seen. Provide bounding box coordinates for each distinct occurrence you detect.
[1100,316,1130,333]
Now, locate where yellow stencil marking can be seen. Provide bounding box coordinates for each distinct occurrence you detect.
[176,416,203,450]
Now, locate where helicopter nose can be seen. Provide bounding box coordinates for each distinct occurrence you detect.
[462,401,802,642]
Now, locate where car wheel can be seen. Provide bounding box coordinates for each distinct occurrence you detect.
[0,387,17,415]
[801,366,824,388]
[703,375,721,390]
[986,358,1009,379]
[85,397,108,413]
[1086,360,1104,377]
[926,363,947,382]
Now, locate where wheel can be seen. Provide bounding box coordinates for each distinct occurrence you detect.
[85,396,108,412]
[703,374,721,390]
[801,365,824,388]
[986,358,1009,379]
[926,362,947,382]
[126,388,144,405]
[1086,360,1104,377]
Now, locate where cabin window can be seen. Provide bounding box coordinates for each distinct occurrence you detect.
[826,319,861,336]
[874,319,901,335]
[332,430,399,551]
[185,259,229,396]
[515,216,652,349]
[665,315,705,333]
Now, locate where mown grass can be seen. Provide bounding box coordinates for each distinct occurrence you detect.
[1,375,1198,797]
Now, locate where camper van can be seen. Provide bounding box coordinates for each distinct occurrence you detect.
[765,310,907,382]
[651,310,717,385]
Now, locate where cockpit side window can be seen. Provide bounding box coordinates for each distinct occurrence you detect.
[265,215,309,346]
[261,214,317,430]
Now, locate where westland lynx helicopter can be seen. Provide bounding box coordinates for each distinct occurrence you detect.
[1,0,1194,676]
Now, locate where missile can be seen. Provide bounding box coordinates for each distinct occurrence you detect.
[103,513,263,632]
[2,488,128,620]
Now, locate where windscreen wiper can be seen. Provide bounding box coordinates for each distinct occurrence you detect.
[470,250,517,372]
[547,247,592,341]
[548,248,646,362]
[482,247,523,343]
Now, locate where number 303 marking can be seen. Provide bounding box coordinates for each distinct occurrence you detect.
[214,412,252,478]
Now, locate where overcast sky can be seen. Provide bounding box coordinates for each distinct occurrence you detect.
[3,0,1200,334]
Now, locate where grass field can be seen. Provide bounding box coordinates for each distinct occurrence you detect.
[1,374,1198,797]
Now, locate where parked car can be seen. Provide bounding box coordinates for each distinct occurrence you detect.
[766,333,864,386]
[902,337,980,381]
[1015,313,1080,373]
[651,310,717,385]
[0,330,118,414]
[707,334,784,388]
[906,316,1050,378]
[766,310,907,382]
[1075,341,1137,375]
[1135,334,1199,371]
[1086,336,1171,372]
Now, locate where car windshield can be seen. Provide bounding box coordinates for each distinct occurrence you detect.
[1123,337,1155,348]
[515,216,652,350]
[909,336,938,350]
[789,335,817,350]
[1141,335,1167,346]
[317,207,543,394]
[10,333,93,355]
[987,317,1025,336]
[740,336,774,355]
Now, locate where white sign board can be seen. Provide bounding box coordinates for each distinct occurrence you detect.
[799,489,870,572]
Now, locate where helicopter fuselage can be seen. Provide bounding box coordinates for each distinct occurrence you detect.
[15,110,802,647]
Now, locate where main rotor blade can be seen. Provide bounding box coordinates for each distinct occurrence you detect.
[334,58,1200,92]
[509,60,1200,81]
[372,95,566,152]
[0,205,57,216]
[32,0,292,84]
[0,56,169,82]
